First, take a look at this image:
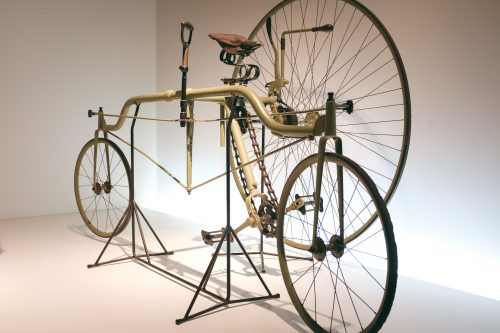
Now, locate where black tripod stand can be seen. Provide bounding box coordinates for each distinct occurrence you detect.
[176,97,280,324]
[87,103,174,269]
[87,104,226,301]
[87,101,279,324]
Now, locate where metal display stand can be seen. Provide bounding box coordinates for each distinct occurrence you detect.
[87,102,279,325]
[176,97,280,324]
[87,104,174,269]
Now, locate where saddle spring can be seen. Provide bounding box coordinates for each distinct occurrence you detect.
[208,32,261,85]
[220,52,260,85]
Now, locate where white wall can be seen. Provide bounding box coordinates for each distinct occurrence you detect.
[0,0,157,219]
[365,0,500,301]
[155,0,500,301]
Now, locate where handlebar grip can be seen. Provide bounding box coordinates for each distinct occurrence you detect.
[312,24,334,32]
[181,21,194,31]
[266,17,274,46]
[181,21,194,46]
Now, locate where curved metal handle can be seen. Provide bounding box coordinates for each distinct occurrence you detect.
[265,17,274,46]
[312,24,334,32]
[181,21,194,46]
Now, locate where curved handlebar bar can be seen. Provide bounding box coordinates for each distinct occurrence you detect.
[100,86,324,138]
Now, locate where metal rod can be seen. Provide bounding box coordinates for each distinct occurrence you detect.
[134,204,151,264]
[91,105,323,123]
[230,227,274,296]
[108,131,306,194]
[181,225,229,320]
[176,293,279,325]
[260,122,266,272]
[131,104,140,256]
[87,205,131,268]
[108,131,187,190]
[135,204,173,255]
[134,257,224,301]
[189,137,306,191]
[224,97,237,300]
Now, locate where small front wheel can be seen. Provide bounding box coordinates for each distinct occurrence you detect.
[277,153,398,333]
[74,138,132,237]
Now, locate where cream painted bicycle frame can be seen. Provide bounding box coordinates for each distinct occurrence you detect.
[89,9,337,240]
[91,84,327,237]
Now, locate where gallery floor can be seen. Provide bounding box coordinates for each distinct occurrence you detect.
[1,210,499,333]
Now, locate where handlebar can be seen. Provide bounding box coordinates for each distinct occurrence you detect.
[181,21,194,46]
[98,86,324,137]
[312,24,333,32]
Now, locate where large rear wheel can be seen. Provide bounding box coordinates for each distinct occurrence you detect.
[233,0,410,233]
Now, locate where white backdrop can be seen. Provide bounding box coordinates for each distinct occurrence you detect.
[0,0,158,219]
[1,0,499,302]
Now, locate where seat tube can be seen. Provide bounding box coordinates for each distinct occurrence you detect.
[226,104,258,194]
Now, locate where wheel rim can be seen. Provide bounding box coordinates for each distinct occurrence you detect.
[233,0,410,224]
[277,153,397,333]
[74,138,132,237]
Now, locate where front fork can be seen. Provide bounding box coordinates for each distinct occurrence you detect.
[91,107,112,193]
[311,93,345,258]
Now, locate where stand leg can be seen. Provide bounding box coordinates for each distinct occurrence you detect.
[176,225,279,325]
[87,205,132,268]
[180,227,230,322]
[87,201,173,268]
[136,204,170,254]
[259,231,265,273]
[230,228,272,295]
[134,203,151,263]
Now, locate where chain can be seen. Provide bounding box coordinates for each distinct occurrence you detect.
[244,116,279,208]
[231,136,250,197]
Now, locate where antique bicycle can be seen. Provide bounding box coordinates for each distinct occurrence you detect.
[74,0,410,332]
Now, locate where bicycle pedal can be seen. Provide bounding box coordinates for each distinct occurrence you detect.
[201,228,235,245]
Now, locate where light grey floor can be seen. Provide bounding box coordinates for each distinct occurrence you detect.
[1,211,499,333]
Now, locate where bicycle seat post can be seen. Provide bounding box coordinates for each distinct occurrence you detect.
[179,21,194,127]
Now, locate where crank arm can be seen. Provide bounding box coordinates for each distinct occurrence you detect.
[285,197,305,213]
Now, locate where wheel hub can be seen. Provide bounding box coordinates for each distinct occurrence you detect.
[92,182,102,195]
[330,235,345,258]
[309,237,326,261]
[103,181,112,194]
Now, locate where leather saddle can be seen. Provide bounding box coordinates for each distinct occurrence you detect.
[209,33,262,55]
